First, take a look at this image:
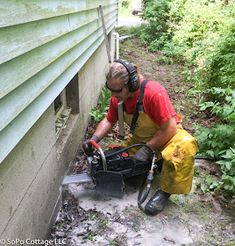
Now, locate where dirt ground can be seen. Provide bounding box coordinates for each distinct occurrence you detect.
[48,36,235,245]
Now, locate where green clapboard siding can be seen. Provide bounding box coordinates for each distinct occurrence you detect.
[0,0,116,27]
[0,0,118,163]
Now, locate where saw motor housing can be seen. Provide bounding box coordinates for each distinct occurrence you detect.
[87,146,152,197]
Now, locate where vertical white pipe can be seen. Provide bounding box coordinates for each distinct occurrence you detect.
[118,101,125,138]
[113,32,120,60]
[113,32,124,138]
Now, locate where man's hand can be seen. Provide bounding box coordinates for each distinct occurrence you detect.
[133,145,155,162]
[82,135,99,156]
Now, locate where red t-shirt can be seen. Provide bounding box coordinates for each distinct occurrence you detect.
[106,80,180,126]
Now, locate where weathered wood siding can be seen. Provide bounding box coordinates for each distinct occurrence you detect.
[0,0,118,163]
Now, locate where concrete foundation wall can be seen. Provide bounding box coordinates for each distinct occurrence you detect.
[0,39,113,241]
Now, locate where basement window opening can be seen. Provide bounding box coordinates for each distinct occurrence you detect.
[54,73,79,138]
[54,90,71,138]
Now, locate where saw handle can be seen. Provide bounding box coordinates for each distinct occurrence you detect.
[90,140,101,149]
[89,140,107,171]
[105,144,155,158]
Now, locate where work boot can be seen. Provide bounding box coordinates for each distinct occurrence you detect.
[144,189,171,215]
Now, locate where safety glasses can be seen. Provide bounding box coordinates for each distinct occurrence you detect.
[105,81,126,93]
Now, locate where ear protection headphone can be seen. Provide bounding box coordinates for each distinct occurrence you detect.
[114,59,140,92]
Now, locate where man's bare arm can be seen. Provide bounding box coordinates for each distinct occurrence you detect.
[93,117,115,141]
[147,117,177,150]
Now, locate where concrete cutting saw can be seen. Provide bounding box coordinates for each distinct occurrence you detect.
[62,140,158,199]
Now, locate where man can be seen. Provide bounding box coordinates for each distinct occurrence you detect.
[83,59,198,215]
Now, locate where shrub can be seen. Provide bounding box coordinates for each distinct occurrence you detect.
[196,122,235,194]
[141,0,172,50]
[121,1,129,8]
[199,23,235,90]
[199,87,235,122]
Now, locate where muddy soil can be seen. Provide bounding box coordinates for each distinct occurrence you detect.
[49,36,235,245]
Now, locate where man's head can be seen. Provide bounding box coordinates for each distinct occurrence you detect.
[105,59,139,102]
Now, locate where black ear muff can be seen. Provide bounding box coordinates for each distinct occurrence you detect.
[114,59,140,92]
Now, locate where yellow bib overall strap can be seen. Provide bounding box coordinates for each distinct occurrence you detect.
[130,80,149,133]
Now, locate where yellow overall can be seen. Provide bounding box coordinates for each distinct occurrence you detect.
[122,112,198,194]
